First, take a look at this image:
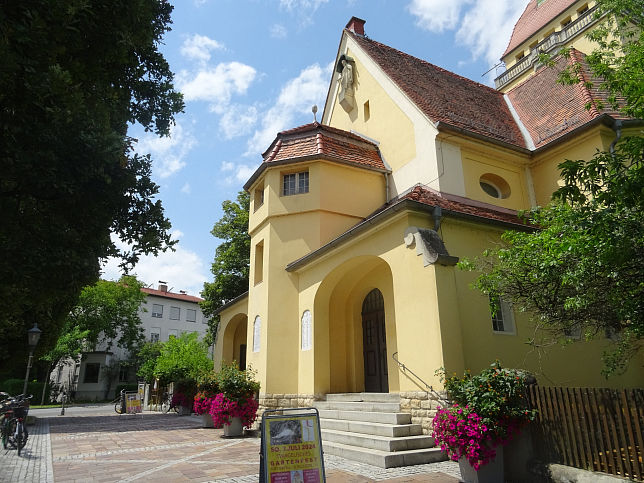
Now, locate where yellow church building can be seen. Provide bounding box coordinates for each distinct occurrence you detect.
[214,0,642,467]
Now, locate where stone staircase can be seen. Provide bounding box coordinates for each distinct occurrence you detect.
[313,393,446,468]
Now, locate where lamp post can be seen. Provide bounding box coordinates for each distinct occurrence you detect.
[22,323,42,396]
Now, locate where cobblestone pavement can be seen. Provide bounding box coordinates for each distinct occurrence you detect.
[1,409,462,482]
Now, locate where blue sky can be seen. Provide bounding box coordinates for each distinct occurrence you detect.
[102,0,528,296]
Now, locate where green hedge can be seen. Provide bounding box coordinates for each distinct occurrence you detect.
[0,379,52,403]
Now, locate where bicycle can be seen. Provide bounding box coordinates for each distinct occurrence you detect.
[1,393,32,455]
[112,390,125,414]
[160,391,177,414]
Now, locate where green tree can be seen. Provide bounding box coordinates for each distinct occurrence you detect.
[136,341,164,384]
[0,0,184,371]
[153,332,213,384]
[43,276,147,369]
[201,191,251,340]
[464,0,643,376]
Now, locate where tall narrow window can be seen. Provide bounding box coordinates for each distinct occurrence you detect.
[254,241,264,285]
[83,363,100,383]
[170,306,180,320]
[282,171,309,196]
[254,183,264,210]
[186,309,197,322]
[363,100,370,121]
[301,310,312,351]
[489,295,516,335]
[253,316,261,352]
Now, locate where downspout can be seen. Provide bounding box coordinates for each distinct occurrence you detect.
[609,119,623,156]
[384,172,390,202]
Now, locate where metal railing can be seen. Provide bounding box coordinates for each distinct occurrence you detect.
[391,352,449,404]
[495,4,601,89]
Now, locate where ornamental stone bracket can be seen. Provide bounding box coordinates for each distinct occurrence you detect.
[336,54,355,112]
[404,226,459,266]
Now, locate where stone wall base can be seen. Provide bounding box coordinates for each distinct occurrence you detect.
[399,391,448,435]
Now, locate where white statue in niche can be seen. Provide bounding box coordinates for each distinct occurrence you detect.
[337,55,355,112]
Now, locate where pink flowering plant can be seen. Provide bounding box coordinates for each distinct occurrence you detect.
[209,363,261,429]
[171,391,192,408]
[193,372,220,416]
[432,361,537,469]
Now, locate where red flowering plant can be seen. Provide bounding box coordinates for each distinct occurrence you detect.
[432,361,537,469]
[172,378,197,409]
[209,363,261,429]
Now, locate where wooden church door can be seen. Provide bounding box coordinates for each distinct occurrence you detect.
[362,289,388,393]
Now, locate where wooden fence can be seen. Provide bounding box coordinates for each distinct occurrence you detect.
[527,385,644,481]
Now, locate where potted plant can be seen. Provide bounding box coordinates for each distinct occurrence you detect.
[210,363,260,437]
[194,371,220,428]
[432,361,536,483]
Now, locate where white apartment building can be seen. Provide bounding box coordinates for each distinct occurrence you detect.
[52,283,210,401]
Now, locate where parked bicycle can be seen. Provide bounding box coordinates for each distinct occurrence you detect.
[160,391,178,414]
[1,393,32,456]
[112,389,126,414]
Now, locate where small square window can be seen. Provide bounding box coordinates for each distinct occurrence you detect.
[283,171,309,196]
[152,304,163,318]
[170,306,180,320]
[186,309,196,322]
[150,328,160,342]
[168,329,178,339]
[83,363,100,383]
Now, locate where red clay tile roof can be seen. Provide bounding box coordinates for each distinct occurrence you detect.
[348,31,527,149]
[503,0,577,57]
[141,287,203,303]
[262,122,386,171]
[506,50,628,148]
[401,185,529,227]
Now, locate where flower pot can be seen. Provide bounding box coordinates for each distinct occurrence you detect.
[201,413,214,428]
[177,405,192,416]
[223,416,243,437]
[459,445,503,483]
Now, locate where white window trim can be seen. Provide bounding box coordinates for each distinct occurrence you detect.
[282,171,309,196]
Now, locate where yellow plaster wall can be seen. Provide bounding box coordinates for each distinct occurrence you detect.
[441,218,643,388]
[530,126,612,206]
[328,48,416,172]
[461,149,531,210]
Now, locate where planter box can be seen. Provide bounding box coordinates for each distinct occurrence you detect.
[459,445,504,483]
[223,416,243,437]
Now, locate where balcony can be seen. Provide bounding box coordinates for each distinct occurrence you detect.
[495,4,600,90]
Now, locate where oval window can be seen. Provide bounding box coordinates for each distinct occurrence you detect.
[479,173,511,199]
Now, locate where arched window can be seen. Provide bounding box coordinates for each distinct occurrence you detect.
[301,310,312,351]
[253,316,261,352]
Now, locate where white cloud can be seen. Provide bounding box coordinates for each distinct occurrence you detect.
[219,105,259,139]
[245,62,331,156]
[180,34,224,64]
[136,122,196,178]
[221,161,235,172]
[270,24,288,39]
[178,62,257,109]
[221,161,258,185]
[279,0,329,27]
[407,0,527,67]
[101,233,209,297]
[181,182,191,194]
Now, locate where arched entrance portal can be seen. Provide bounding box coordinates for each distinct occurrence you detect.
[222,314,247,370]
[362,289,388,392]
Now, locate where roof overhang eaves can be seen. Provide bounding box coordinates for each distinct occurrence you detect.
[243,153,389,191]
[285,198,533,272]
[213,291,249,316]
[531,114,641,154]
[435,121,531,154]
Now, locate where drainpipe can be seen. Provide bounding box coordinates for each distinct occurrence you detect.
[384,172,390,203]
[609,119,623,156]
[433,206,442,232]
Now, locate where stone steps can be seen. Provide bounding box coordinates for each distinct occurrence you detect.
[313,393,447,469]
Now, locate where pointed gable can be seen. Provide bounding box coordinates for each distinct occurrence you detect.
[347,31,527,149]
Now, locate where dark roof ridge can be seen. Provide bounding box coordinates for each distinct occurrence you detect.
[348,30,502,96]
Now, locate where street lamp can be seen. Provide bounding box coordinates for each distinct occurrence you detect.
[22,323,42,395]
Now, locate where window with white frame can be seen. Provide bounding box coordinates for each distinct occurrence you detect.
[490,295,516,335]
[253,316,261,352]
[186,309,197,322]
[169,306,180,320]
[301,310,312,351]
[150,327,160,342]
[282,171,309,196]
[152,304,163,318]
[168,329,178,339]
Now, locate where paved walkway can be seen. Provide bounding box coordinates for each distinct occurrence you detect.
[1,407,462,482]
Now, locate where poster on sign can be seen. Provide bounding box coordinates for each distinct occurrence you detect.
[126,392,142,414]
[261,409,325,483]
